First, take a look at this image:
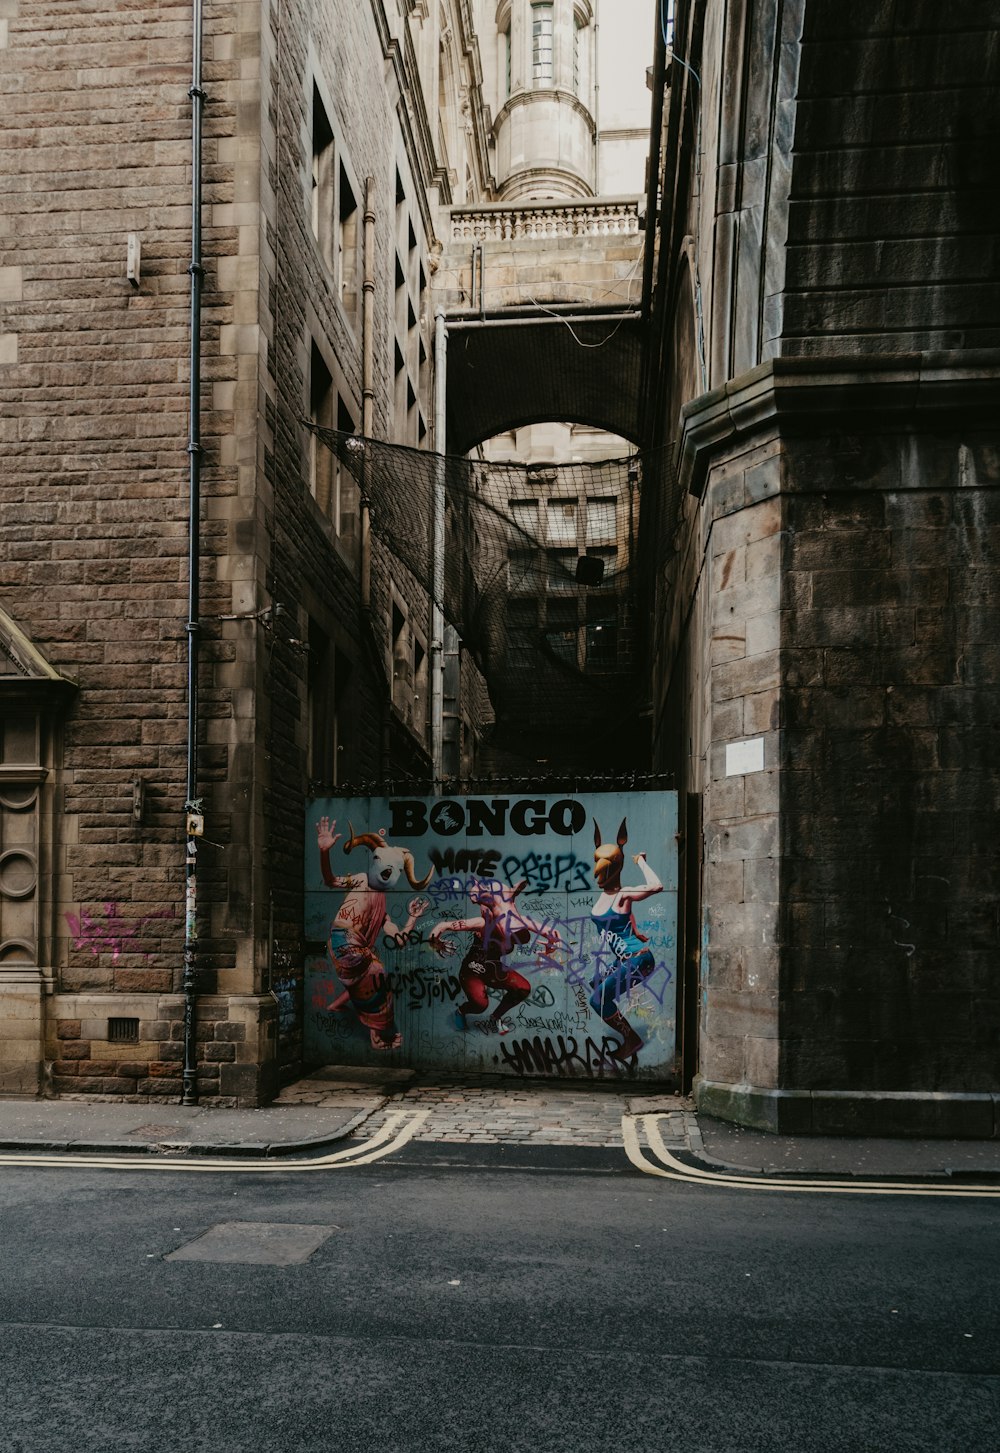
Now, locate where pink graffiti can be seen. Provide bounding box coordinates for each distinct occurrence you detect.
[65,902,175,964]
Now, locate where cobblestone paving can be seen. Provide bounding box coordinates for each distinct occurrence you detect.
[275,1069,692,1148]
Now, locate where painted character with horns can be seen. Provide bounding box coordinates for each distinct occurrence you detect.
[591,817,664,1061]
[316,817,431,1051]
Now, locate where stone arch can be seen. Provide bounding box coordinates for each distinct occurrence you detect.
[445,313,644,454]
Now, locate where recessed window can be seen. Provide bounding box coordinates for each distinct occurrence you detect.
[337,163,358,315]
[311,85,335,269]
[546,498,577,545]
[531,4,553,84]
[545,599,580,667]
[308,624,349,785]
[586,496,617,544]
[308,344,358,553]
[309,343,335,516]
[586,598,618,670]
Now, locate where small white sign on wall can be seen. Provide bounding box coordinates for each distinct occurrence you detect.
[725,736,765,776]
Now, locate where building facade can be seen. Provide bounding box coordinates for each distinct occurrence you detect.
[0,0,655,1103]
[645,0,1000,1135]
[0,0,495,1100]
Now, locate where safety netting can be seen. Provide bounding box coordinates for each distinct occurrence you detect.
[306,428,677,756]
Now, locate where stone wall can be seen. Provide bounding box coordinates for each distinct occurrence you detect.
[649,1,1000,1133]
[779,428,1000,1118]
[0,0,448,1103]
[784,1,1000,356]
[659,359,1000,1135]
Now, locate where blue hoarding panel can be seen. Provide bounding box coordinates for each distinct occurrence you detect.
[304,792,678,1081]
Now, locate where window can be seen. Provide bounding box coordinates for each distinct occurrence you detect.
[504,23,512,97]
[337,162,358,314]
[545,599,580,667]
[309,343,335,517]
[308,623,349,785]
[388,601,428,739]
[585,545,618,583]
[508,548,543,594]
[547,549,578,592]
[586,496,617,545]
[531,3,553,84]
[499,481,628,683]
[546,498,577,545]
[391,604,410,714]
[308,342,359,553]
[586,598,618,671]
[311,83,359,324]
[510,499,539,541]
[412,639,428,739]
[506,600,539,669]
[311,85,334,267]
[393,170,429,447]
[572,9,592,101]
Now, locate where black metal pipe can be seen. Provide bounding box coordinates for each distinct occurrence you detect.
[640,0,668,321]
[182,0,205,1106]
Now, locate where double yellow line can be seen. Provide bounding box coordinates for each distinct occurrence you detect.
[0,1109,428,1175]
[623,1114,1000,1198]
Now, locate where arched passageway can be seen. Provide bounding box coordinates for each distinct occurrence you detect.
[444,311,645,455]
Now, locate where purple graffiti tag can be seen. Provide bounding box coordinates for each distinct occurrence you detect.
[65,903,175,963]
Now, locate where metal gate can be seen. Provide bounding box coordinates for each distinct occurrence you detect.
[303,790,678,1082]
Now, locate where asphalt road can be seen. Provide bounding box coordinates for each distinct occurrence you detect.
[1,1147,997,1453]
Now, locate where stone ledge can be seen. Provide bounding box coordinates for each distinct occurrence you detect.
[694,1078,1000,1139]
[677,351,1000,500]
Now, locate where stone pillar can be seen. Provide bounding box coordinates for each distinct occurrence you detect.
[0,967,44,1095]
[664,355,1000,1138]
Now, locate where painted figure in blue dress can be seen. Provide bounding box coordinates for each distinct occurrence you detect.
[590,817,664,1061]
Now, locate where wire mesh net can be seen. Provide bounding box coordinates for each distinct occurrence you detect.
[308,428,677,758]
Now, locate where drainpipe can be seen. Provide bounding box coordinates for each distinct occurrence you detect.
[361,183,376,457]
[640,0,667,321]
[359,177,391,777]
[431,310,447,789]
[182,0,206,1106]
[361,176,376,606]
[593,0,600,192]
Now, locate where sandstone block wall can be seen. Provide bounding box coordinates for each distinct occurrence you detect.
[779,432,1000,1095]
[0,1,445,1102]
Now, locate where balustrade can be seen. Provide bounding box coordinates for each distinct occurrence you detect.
[450,198,641,243]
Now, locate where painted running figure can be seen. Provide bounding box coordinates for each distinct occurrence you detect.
[429,878,563,1036]
[590,817,663,1061]
[316,817,431,1051]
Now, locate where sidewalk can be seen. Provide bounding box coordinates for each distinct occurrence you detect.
[1,1067,999,1176]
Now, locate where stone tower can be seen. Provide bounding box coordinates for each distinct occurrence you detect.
[494,0,596,199]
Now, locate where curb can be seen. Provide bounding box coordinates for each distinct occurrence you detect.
[0,1100,388,1161]
[672,1144,1000,1186]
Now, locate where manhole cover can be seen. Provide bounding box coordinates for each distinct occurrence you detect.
[165,1221,339,1265]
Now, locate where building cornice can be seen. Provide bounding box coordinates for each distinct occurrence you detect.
[493,86,596,137]
[677,352,1000,499]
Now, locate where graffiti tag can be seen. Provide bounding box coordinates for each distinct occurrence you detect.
[498,1033,634,1079]
[65,902,175,963]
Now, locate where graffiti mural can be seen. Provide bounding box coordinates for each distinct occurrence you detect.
[304,793,678,1080]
